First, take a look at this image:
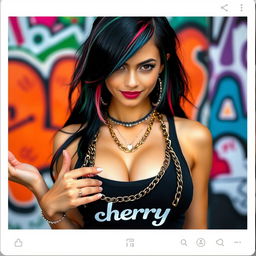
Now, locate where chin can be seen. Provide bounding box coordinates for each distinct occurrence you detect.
[122,101,140,107]
[114,97,134,105]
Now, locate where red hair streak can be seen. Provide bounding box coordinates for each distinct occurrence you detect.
[167,86,175,115]
[95,84,106,123]
[126,22,150,50]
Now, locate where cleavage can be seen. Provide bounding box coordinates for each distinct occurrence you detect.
[94,124,166,182]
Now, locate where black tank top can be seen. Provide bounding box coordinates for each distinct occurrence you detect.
[76,115,193,229]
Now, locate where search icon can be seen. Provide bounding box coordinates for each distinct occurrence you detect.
[216,238,224,246]
[181,239,187,246]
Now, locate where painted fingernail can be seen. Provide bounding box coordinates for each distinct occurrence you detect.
[83,174,94,177]
[98,193,102,198]
[96,167,103,172]
[99,187,103,191]
[98,181,103,185]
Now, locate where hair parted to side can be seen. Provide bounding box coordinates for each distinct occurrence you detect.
[50,17,190,179]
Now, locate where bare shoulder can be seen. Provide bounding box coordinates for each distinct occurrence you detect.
[173,116,212,146]
[171,116,212,173]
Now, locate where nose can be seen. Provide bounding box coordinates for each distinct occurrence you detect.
[125,71,139,89]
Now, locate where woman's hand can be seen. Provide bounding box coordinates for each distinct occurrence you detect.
[8,151,47,197]
[39,150,103,220]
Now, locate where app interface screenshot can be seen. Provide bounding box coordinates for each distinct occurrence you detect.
[1,0,255,255]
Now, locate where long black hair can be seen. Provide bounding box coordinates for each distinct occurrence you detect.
[50,17,190,178]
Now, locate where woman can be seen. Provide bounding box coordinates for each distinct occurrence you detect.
[8,17,212,229]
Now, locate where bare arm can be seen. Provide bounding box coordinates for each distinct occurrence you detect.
[182,122,212,229]
[39,150,103,229]
[39,125,103,229]
[9,125,103,229]
[40,127,82,229]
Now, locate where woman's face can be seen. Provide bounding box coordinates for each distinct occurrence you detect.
[105,37,164,108]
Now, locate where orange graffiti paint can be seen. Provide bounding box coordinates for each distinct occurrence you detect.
[178,28,209,119]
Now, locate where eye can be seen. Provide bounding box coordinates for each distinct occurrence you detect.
[117,65,125,71]
[140,64,156,71]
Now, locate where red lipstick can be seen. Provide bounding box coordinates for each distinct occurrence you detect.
[121,91,142,99]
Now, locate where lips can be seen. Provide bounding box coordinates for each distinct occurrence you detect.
[121,91,142,99]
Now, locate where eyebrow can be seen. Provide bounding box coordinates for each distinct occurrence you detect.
[124,58,157,66]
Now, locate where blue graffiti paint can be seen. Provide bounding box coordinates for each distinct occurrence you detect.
[209,75,247,141]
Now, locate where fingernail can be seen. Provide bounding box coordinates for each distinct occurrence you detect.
[96,167,103,172]
[98,181,103,185]
[98,193,102,198]
[83,174,92,178]
[99,187,103,191]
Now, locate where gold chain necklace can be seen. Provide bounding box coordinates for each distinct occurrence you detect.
[106,110,156,153]
[82,112,183,207]
[114,125,147,151]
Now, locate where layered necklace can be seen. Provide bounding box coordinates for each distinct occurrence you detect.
[83,111,183,207]
[114,125,147,152]
[105,110,156,153]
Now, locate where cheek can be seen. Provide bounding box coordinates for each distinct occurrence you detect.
[142,75,158,90]
[142,68,160,83]
[105,77,117,92]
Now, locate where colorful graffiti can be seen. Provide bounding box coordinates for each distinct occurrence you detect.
[8,17,95,228]
[8,17,247,229]
[170,17,209,119]
[206,17,247,227]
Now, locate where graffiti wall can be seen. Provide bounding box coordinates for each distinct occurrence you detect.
[8,17,247,229]
[207,17,247,228]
